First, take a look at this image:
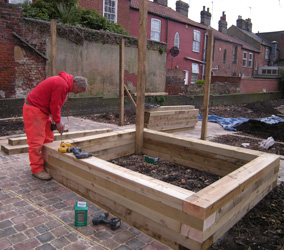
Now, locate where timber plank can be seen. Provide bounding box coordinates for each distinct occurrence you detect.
[183,154,280,219]
[8,129,112,145]
[145,105,194,111]
[45,155,203,250]
[145,121,198,131]
[143,138,247,175]
[1,144,28,155]
[144,129,262,161]
[145,112,198,123]
[48,164,200,250]
[2,128,113,155]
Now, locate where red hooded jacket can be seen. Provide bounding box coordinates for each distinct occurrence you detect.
[26,72,73,123]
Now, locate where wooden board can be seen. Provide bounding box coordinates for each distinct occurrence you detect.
[43,129,280,250]
[1,128,112,155]
[144,106,199,131]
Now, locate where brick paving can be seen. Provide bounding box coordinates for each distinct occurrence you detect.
[0,117,283,250]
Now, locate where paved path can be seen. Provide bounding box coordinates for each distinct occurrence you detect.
[0,117,283,250]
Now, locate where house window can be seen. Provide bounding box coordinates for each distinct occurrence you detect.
[103,0,117,23]
[243,52,247,67]
[223,49,227,63]
[8,0,31,3]
[193,30,200,52]
[265,47,269,60]
[184,70,189,85]
[248,53,253,68]
[174,32,180,49]
[150,18,161,41]
[191,63,199,83]
[232,46,237,64]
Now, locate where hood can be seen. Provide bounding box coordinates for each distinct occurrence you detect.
[58,71,74,92]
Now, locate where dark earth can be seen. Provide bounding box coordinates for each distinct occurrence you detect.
[1,99,284,249]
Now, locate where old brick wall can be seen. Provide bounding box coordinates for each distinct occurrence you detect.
[240,78,279,94]
[166,69,186,95]
[0,3,46,98]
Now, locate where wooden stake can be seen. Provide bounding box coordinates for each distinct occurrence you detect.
[201,29,213,140]
[135,0,148,154]
[124,84,137,108]
[119,38,125,126]
[50,19,56,76]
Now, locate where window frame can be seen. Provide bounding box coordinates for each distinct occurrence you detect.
[248,53,253,68]
[174,32,180,49]
[190,63,199,84]
[223,49,227,64]
[8,0,31,3]
[232,45,237,64]
[184,70,189,85]
[265,47,269,60]
[150,18,161,42]
[242,51,247,67]
[193,30,201,53]
[103,0,118,23]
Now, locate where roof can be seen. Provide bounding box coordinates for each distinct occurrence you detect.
[229,25,272,47]
[130,0,207,30]
[212,29,260,53]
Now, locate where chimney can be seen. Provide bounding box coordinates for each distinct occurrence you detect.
[200,6,211,26]
[218,11,227,34]
[153,0,168,7]
[237,16,253,32]
[246,18,252,32]
[176,0,189,18]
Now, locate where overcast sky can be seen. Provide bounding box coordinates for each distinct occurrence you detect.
[163,0,284,33]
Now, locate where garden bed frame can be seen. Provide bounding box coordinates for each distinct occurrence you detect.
[43,128,280,250]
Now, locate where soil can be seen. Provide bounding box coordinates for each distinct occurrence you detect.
[1,99,284,249]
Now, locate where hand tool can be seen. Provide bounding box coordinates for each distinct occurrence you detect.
[58,142,72,153]
[72,147,93,159]
[92,212,121,230]
[50,122,57,131]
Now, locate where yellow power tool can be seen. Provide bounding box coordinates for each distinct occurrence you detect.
[58,142,72,153]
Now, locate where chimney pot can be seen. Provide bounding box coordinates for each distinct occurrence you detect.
[200,6,211,26]
[176,0,189,17]
[153,0,168,7]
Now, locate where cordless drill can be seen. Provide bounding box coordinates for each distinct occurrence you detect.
[92,212,121,230]
[72,147,93,159]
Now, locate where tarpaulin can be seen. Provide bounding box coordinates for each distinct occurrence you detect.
[198,114,284,131]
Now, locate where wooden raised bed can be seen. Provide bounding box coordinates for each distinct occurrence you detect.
[144,105,199,131]
[43,128,280,250]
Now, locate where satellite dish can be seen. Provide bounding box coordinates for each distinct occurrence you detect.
[170,46,179,57]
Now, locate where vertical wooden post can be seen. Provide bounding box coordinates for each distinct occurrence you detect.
[50,19,56,76]
[135,0,147,154]
[119,38,125,126]
[201,29,213,140]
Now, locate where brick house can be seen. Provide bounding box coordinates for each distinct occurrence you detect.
[79,0,208,87]
[78,0,267,85]
[256,31,284,66]
[227,16,272,72]
[209,11,260,78]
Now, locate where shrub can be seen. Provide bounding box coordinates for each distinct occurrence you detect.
[195,79,205,85]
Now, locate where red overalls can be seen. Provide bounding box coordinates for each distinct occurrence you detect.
[23,72,73,174]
